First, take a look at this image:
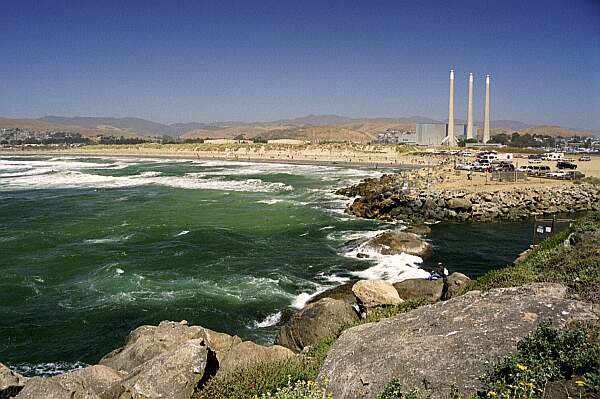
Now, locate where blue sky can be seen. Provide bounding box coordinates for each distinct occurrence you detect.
[1,0,599,129]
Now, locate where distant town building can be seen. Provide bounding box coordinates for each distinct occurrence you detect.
[415,123,467,146]
[375,129,416,144]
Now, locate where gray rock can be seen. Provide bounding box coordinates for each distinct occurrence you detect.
[318,283,600,399]
[364,231,431,257]
[275,298,358,352]
[15,365,121,399]
[99,320,239,373]
[107,339,208,399]
[352,280,403,311]
[393,278,443,302]
[445,272,471,299]
[0,364,27,399]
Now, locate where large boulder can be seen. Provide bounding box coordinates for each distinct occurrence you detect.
[363,231,431,257]
[318,283,600,399]
[106,339,208,399]
[15,365,121,399]
[445,272,471,299]
[352,280,403,311]
[393,278,443,302]
[0,364,27,399]
[99,320,240,373]
[446,197,473,211]
[307,282,356,305]
[218,341,294,375]
[275,298,359,352]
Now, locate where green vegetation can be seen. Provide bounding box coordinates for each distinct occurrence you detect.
[463,211,600,303]
[478,322,600,398]
[489,132,555,148]
[194,300,427,399]
[256,379,333,399]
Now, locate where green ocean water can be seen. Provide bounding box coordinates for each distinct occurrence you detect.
[0,155,533,376]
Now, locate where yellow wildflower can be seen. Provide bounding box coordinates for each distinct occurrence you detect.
[575,380,586,387]
[516,364,527,371]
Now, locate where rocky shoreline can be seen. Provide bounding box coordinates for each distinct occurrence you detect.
[337,174,600,223]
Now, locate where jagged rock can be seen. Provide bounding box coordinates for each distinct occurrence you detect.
[218,341,294,375]
[99,320,240,373]
[106,339,208,399]
[318,283,600,399]
[275,298,358,352]
[0,364,27,399]
[307,282,356,305]
[363,231,431,257]
[352,280,403,311]
[393,278,443,302]
[445,272,471,299]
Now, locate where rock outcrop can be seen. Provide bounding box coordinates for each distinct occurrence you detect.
[218,341,294,375]
[318,283,600,399]
[307,282,356,305]
[106,339,208,399]
[352,280,403,312]
[393,278,443,302]
[0,364,27,399]
[363,231,431,257]
[15,365,121,399]
[341,179,600,223]
[275,298,359,352]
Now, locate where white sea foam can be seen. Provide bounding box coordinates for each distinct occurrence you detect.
[0,169,294,193]
[291,285,330,309]
[317,273,350,284]
[253,311,283,328]
[257,198,285,205]
[85,235,132,244]
[12,361,87,377]
[176,230,190,236]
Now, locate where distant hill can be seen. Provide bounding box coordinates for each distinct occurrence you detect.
[1,114,594,142]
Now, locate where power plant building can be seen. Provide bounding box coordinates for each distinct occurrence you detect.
[415,123,467,146]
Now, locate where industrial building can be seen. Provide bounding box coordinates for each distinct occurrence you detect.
[415,123,467,146]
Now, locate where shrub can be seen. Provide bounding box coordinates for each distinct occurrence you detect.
[257,379,333,399]
[478,322,600,398]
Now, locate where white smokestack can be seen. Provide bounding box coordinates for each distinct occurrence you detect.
[466,72,474,140]
[447,69,455,146]
[483,74,491,143]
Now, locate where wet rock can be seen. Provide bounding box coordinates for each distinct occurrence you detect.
[393,278,443,302]
[352,280,403,311]
[275,298,358,352]
[318,283,600,399]
[404,224,432,237]
[0,364,27,399]
[364,231,431,257]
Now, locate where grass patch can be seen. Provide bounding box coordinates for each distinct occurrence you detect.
[193,300,427,399]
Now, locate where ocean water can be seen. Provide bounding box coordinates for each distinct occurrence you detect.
[0,155,533,375]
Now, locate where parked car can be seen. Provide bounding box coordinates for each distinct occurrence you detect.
[455,163,475,171]
[579,156,592,161]
[557,161,577,170]
[547,171,568,178]
[528,159,542,164]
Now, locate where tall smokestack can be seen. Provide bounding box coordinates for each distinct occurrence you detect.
[483,74,491,143]
[466,72,474,140]
[447,69,455,146]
